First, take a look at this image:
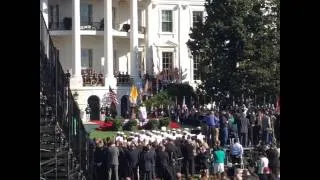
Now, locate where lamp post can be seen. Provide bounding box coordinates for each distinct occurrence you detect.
[100,105,106,121]
[85,104,91,122]
[73,91,79,101]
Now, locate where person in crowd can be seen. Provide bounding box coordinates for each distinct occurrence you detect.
[261,111,272,145]
[139,144,155,180]
[156,145,174,180]
[239,112,250,147]
[253,120,262,146]
[198,145,209,178]
[228,112,238,144]
[182,138,195,178]
[106,140,119,180]
[118,142,131,180]
[213,145,226,178]
[205,111,220,147]
[94,139,107,180]
[266,144,280,178]
[256,152,269,180]
[247,111,256,147]
[219,111,229,147]
[127,143,140,180]
[230,138,243,165]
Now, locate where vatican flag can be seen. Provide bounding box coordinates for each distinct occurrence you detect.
[129,85,139,104]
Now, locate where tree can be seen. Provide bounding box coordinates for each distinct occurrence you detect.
[187,0,280,104]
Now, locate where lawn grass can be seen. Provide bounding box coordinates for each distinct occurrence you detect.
[89,130,117,139]
[89,130,132,139]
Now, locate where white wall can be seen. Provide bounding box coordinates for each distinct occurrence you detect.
[51,36,73,72]
[145,0,205,84]
[81,36,104,73]
[114,38,130,74]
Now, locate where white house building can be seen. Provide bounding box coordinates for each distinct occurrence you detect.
[40,0,206,122]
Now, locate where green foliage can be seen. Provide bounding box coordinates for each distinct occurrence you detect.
[187,0,280,102]
[123,119,138,131]
[104,116,113,123]
[145,119,160,130]
[112,118,122,131]
[144,91,174,110]
[159,117,170,128]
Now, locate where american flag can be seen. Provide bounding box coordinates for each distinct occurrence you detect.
[108,86,118,105]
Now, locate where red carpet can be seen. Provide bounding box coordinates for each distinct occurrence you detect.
[169,121,181,129]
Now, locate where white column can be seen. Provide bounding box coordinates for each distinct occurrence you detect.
[70,0,82,87]
[41,0,49,27]
[41,0,49,58]
[130,0,139,82]
[146,3,154,75]
[104,0,116,87]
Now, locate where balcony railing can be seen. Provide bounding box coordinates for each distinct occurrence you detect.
[115,24,146,34]
[116,73,132,86]
[81,69,104,87]
[49,22,70,30]
[80,21,104,30]
[49,21,104,31]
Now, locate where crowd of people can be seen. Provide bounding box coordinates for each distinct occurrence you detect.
[90,104,280,180]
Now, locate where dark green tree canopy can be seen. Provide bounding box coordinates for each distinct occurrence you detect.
[187,0,279,103]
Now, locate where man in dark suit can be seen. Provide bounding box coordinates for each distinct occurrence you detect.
[127,143,140,180]
[139,144,155,180]
[182,140,195,178]
[239,113,250,147]
[106,140,119,180]
[94,140,107,180]
[156,145,174,180]
[149,143,157,179]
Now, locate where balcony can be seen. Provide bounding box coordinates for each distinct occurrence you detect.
[81,69,104,87]
[49,22,71,31]
[115,23,145,34]
[80,21,104,31]
[116,73,132,86]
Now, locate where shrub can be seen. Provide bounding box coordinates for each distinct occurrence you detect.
[159,117,170,128]
[123,119,138,131]
[112,118,122,131]
[145,119,159,130]
[105,116,113,123]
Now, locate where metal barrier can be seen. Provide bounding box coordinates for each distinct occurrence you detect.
[40,10,90,180]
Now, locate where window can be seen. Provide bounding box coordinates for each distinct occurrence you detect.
[193,11,203,27]
[80,3,93,25]
[162,52,173,70]
[193,54,201,80]
[162,10,173,32]
[113,50,118,75]
[55,5,59,28]
[81,49,93,69]
[138,51,144,76]
[49,5,54,28]
[112,7,116,29]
